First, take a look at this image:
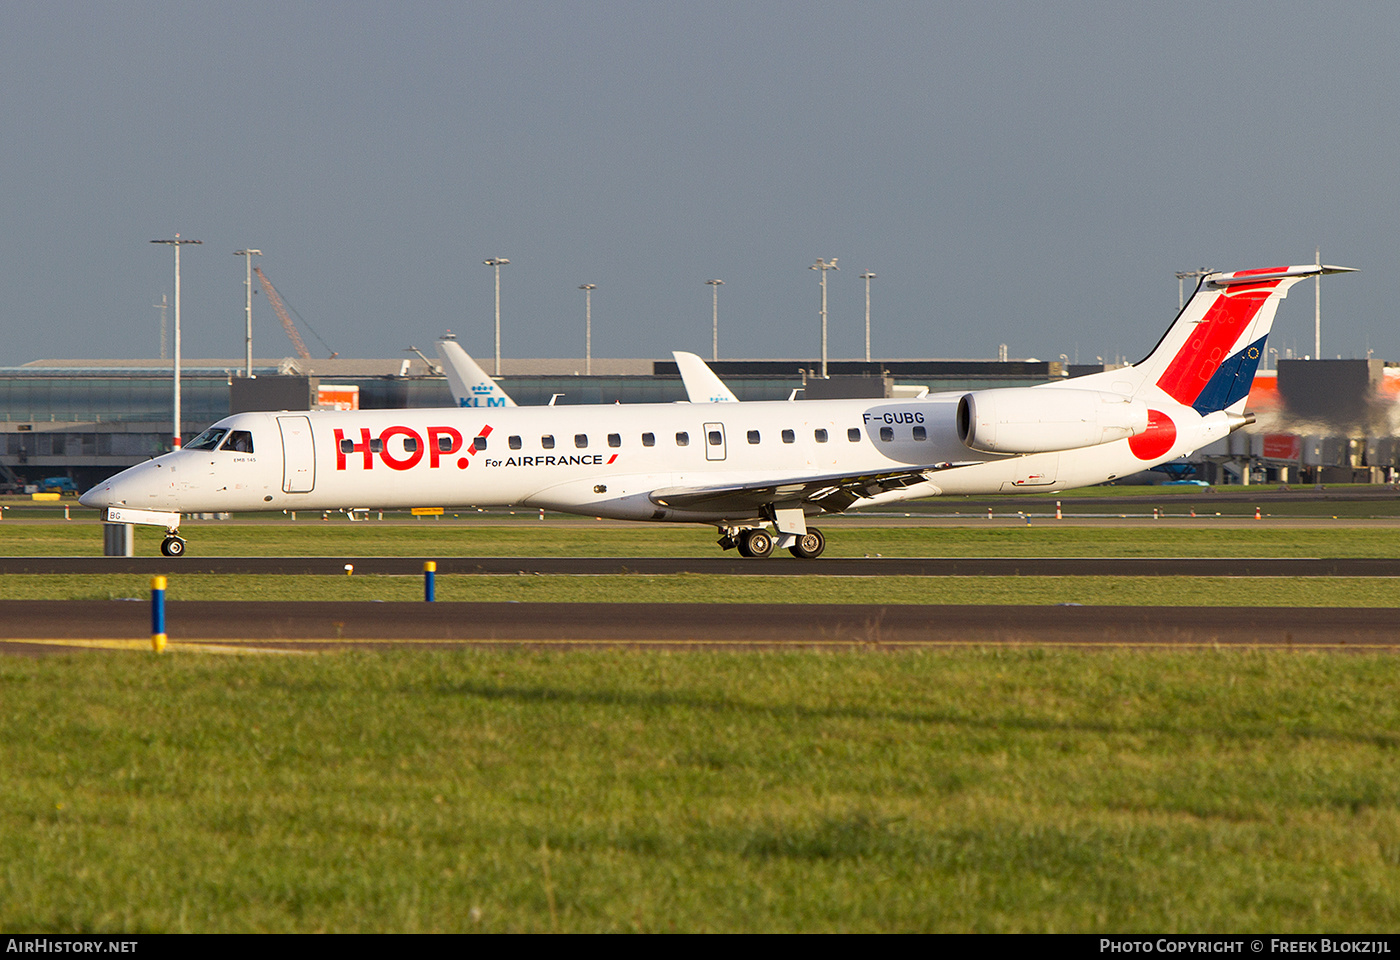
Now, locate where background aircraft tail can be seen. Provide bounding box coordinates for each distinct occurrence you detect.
[1061,264,1356,415]
[435,336,517,408]
[673,351,740,403]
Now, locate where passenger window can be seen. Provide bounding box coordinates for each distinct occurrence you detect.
[814,429,828,443]
[339,438,355,454]
[542,435,555,449]
[913,426,927,441]
[847,428,861,442]
[676,432,689,446]
[879,427,893,442]
[708,431,723,446]
[642,432,655,447]
[508,435,522,450]
[472,436,488,452]
[370,438,383,453]
[221,430,254,453]
[608,433,621,448]
[747,430,760,444]
[439,434,457,452]
[575,434,588,449]
[781,429,795,444]
[403,437,419,453]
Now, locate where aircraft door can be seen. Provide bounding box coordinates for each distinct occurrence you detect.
[277,415,316,493]
[703,422,727,461]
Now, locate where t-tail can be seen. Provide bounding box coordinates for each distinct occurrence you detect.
[1062,264,1357,414]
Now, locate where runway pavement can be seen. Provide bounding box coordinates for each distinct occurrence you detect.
[1,600,1396,656]
[5,556,1400,576]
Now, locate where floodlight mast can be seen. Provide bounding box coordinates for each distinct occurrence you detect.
[579,284,596,375]
[484,257,509,376]
[151,236,202,448]
[860,271,876,363]
[706,279,723,361]
[1175,267,1213,310]
[811,258,838,378]
[234,249,261,378]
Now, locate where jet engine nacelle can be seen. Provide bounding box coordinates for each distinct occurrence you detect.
[957,388,1149,455]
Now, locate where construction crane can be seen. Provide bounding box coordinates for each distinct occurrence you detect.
[253,266,337,360]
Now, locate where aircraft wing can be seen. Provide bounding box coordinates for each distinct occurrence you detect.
[649,461,977,515]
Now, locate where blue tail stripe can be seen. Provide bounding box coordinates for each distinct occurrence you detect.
[1191,335,1268,415]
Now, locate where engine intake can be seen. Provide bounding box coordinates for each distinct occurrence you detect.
[957,388,1149,454]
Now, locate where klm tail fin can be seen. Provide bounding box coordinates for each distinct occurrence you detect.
[1064,264,1356,414]
[673,351,740,403]
[434,336,517,408]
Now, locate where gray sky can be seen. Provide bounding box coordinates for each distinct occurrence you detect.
[2,1,1396,368]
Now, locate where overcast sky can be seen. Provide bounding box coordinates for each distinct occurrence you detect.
[2,1,1396,368]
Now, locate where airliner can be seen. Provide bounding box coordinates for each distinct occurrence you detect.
[81,264,1353,558]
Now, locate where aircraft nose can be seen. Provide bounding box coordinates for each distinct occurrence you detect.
[79,482,114,509]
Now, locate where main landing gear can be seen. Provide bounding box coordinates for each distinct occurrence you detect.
[160,535,186,557]
[718,526,825,560]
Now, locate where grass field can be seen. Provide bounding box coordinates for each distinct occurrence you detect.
[2,649,1397,932]
[4,505,1398,931]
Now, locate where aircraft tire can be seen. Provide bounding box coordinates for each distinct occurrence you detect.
[740,528,774,559]
[160,536,186,558]
[788,528,825,559]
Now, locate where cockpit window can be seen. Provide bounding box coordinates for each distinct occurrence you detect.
[186,428,227,451]
[221,430,254,453]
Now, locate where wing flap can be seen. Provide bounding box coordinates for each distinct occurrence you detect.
[649,462,976,515]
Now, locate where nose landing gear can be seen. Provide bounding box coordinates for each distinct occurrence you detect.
[160,535,186,557]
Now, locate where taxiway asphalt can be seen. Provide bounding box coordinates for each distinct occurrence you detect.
[1,600,1396,656]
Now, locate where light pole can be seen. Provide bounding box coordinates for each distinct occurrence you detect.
[1314,246,1321,360]
[483,257,510,375]
[154,295,168,360]
[859,270,876,363]
[706,279,723,361]
[1175,267,1212,310]
[234,249,261,378]
[810,258,838,378]
[151,236,202,449]
[579,284,596,375]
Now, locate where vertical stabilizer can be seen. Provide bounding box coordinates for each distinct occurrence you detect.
[1054,264,1356,415]
[435,337,517,408]
[673,351,740,403]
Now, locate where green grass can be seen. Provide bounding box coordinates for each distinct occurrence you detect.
[6,520,1400,558]
[6,573,1400,607]
[1,649,1397,932]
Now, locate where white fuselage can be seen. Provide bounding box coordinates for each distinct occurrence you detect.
[81,391,1227,525]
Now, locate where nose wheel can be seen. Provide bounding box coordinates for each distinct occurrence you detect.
[160,536,186,558]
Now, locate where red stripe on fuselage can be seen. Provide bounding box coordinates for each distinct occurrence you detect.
[1155,281,1279,405]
